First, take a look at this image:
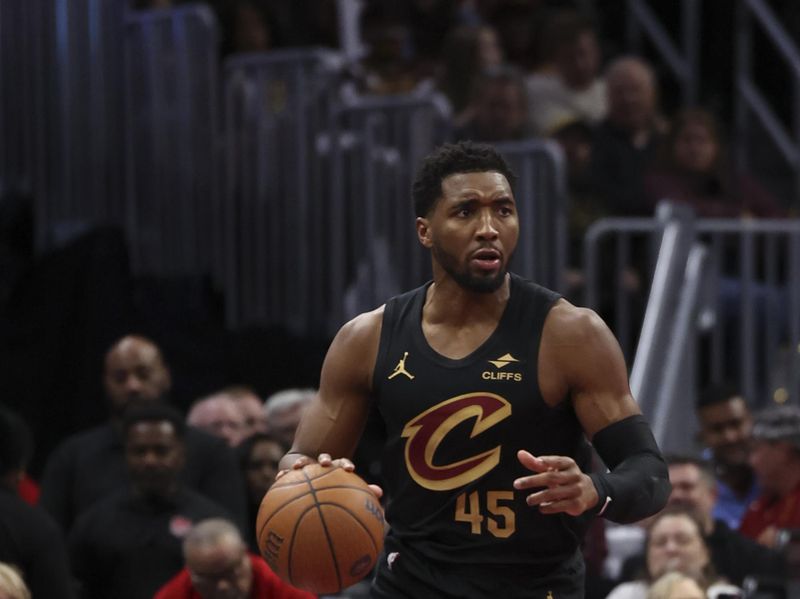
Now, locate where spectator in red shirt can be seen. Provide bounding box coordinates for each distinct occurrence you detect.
[154,518,315,599]
[739,405,800,548]
[16,475,39,505]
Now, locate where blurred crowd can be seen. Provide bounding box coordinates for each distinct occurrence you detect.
[132,0,790,308]
[1,1,799,598]
[1,334,323,598]
[1,333,799,598]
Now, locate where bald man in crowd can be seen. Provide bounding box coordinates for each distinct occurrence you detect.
[262,388,316,448]
[40,334,247,533]
[225,386,268,438]
[154,518,315,599]
[188,394,246,448]
[588,55,665,216]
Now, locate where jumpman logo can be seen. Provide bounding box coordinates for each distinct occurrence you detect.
[388,351,415,380]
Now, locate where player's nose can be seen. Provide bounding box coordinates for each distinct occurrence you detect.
[475,210,499,239]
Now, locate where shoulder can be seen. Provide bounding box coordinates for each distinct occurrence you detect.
[338,305,384,341]
[526,72,560,94]
[572,79,607,110]
[316,306,387,397]
[332,304,386,351]
[250,554,316,597]
[152,569,193,599]
[51,424,114,456]
[543,299,610,345]
[541,300,614,361]
[183,428,238,471]
[0,491,61,537]
[179,488,231,519]
[250,554,284,583]
[69,489,129,538]
[539,299,632,410]
[325,306,384,372]
[184,426,227,451]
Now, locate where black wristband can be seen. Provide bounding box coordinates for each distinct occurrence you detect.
[589,414,671,523]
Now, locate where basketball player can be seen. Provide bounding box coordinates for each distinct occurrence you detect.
[279,141,670,598]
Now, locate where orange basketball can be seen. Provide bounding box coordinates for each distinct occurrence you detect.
[256,463,385,594]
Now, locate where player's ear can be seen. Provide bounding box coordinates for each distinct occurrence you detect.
[416,217,433,248]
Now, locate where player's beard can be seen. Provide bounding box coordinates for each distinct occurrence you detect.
[432,240,509,293]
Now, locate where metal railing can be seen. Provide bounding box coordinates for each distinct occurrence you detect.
[2,0,571,337]
[629,203,699,413]
[649,243,709,452]
[626,0,701,105]
[585,210,800,419]
[734,0,800,204]
[495,139,568,293]
[221,49,345,332]
[0,0,129,250]
[52,0,128,246]
[697,218,800,405]
[327,89,452,329]
[584,216,659,359]
[0,0,48,204]
[219,49,569,335]
[124,5,221,277]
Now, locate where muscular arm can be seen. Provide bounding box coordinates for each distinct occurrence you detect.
[278,308,383,472]
[540,301,641,435]
[516,301,670,522]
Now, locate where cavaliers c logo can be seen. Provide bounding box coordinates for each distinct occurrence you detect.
[401,393,511,491]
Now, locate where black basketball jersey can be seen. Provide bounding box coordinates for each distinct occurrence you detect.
[372,273,593,572]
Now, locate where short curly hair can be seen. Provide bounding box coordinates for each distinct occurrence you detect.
[411,141,516,218]
[122,403,186,440]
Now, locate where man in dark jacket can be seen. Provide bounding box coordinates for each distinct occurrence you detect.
[0,406,75,599]
[40,334,247,533]
[69,404,232,599]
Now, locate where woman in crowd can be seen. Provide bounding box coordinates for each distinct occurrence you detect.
[236,432,288,553]
[643,108,784,218]
[436,24,503,125]
[607,507,741,599]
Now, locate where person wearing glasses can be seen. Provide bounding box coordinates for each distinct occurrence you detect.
[154,518,314,599]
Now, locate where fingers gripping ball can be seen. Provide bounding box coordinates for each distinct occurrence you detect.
[256,464,385,594]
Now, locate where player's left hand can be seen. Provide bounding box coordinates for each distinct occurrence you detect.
[513,450,599,516]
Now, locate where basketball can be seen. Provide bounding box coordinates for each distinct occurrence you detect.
[256,463,385,594]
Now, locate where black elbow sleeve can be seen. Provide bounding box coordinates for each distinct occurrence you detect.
[588,414,671,523]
